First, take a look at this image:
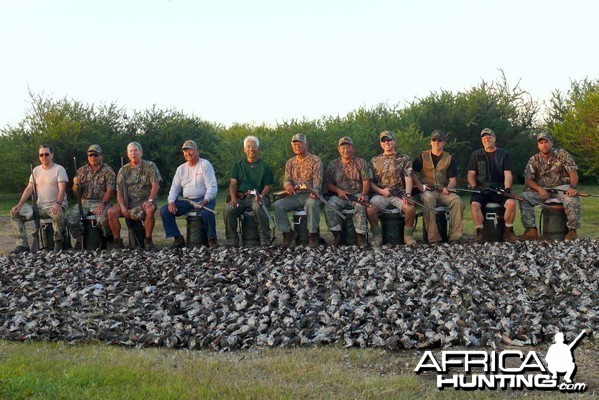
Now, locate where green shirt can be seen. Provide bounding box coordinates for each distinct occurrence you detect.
[230,158,274,193]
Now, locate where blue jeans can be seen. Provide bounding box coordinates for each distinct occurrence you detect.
[160,197,217,239]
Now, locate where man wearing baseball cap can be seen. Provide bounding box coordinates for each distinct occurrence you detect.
[367,130,417,246]
[324,136,373,247]
[160,139,218,248]
[519,131,581,240]
[66,144,116,249]
[273,133,324,247]
[412,130,464,244]
[466,128,517,243]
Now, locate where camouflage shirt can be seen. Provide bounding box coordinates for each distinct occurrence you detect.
[284,153,324,193]
[117,160,162,206]
[524,148,578,188]
[370,152,412,189]
[76,163,116,201]
[325,157,373,194]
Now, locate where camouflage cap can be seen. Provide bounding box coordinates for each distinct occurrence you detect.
[291,134,307,143]
[87,144,103,154]
[430,130,446,141]
[338,136,353,146]
[536,131,552,142]
[379,130,395,141]
[128,207,145,221]
[181,140,198,150]
[480,128,496,138]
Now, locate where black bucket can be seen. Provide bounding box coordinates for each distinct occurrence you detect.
[127,219,145,248]
[84,215,104,250]
[293,209,309,245]
[341,208,356,245]
[186,211,209,247]
[40,218,55,250]
[482,202,505,242]
[380,208,404,245]
[540,200,568,240]
[241,211,260,246]
[422,206,449,243]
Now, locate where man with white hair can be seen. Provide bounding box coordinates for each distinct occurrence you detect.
[224,136,274,246]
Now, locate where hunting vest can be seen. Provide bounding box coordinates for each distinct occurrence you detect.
[421,150,451,187]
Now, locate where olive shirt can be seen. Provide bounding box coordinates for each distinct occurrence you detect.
[230,158,274,193]
[116,160,162,208]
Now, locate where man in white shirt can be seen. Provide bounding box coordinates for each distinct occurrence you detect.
[160,140,218,247]
[10,144,69,252]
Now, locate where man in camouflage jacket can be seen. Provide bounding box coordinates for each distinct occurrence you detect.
[520,131,581,240]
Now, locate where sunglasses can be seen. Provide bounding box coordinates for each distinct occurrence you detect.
[38,153,50,157]
[88,153,99,157]
[380,138,394,143]
[431,138,444,142]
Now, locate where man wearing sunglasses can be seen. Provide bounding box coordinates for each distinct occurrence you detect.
[367,130,417,246]
[412,130,464,244]
[66,144,116,249]
[10,144,69,253]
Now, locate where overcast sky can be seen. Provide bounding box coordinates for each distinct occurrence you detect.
[1,0,597,128]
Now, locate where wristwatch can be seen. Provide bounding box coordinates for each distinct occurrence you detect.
[148,199,154,203]
[570,185,577,189]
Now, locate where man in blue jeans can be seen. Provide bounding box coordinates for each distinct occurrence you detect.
[160,140,218,248]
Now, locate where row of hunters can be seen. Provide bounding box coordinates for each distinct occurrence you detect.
[9,128,596,254]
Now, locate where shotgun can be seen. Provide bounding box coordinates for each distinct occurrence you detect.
[73,157,84,250]
[30,163,41,253]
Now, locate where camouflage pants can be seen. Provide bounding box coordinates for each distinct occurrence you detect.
[273,192,321,233]
[418,191,464,242]
[519,185,581,229]
[324,196,368,234]
[11,203,66,248]
[66,200,112,239]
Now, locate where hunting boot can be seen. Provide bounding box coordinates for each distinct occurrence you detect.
[10,246,30,254]
[208,238,218,247]
[404,226,416,246]
[282,231,297,247]
[308,233,319,248]
[520,227,539,241]
[474,228,484,243]
[171,235,186,249]
[355,233,367,247]
[54,240,63,251]
[503,226,517,243]
[564,229,577,241]
[371,226,383,247]
[332,231,342,246]
[109,238,124,251]
[144,237,155,250]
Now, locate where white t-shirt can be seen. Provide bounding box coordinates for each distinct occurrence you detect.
[29,164,69,207]
[167,159,218,203]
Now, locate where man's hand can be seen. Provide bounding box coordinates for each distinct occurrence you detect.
[380,187,392,197]
[10,204,21,216]
[538,188,550,200]
[337,189,348,200]
[285,183,296,196]
[566,186,578,197]
[168,202,177,215]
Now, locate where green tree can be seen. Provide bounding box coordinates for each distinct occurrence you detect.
[546,78,599,179]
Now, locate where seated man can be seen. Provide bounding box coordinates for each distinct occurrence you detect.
[412,130,464,244]
[107,142,162,249]
[519,131,581,240]
[224,136,274,247]
[367,131,416,246]
[160,140,218,248]
[324,136,372,247]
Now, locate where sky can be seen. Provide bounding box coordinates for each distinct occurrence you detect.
[1,0,598,128]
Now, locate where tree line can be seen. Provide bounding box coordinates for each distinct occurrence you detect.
[1,73,597,194]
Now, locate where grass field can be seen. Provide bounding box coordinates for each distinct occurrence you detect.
[0,187,597,398]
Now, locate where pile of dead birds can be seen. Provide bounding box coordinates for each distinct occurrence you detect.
[0,239,596,351]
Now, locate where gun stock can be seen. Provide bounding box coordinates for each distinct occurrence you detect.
[297,183,346,220]
[345,193,385,211]
[73,157,84,250]
[29,163,41,253]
